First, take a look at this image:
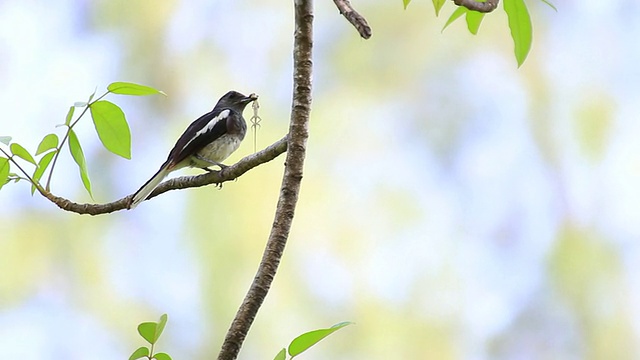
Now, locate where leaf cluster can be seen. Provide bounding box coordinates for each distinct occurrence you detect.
[0,82,164,197]
[129,314,172,360]
[404,0,556,67]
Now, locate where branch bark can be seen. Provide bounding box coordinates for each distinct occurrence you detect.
[216,0,313,359]
[453,0,499,13]
[332,0,371,39]
[38,136,288,215]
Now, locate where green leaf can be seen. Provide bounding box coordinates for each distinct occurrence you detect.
[402,0,411,10]
[432,0,446,16]
[87,88,97,104]
[10,143,36,165]
[465,10,485,35]
[128,346,150,360]
[504,0,532,67]
[8,172,20,183]
[108,82,166,96]
[153,353,172,360]
[288,322,353,358]
[68,129,93,198]
[136,314,168,345]
[155,314,168,342]
[0,136,11,145]
[0,157,9,190]
[65,106,75,126]
[273,348,286,360]
[31,150,56,195]
[89,100,131,159]
[442,6,468,32]
[36,134,59,155]
[539,0,557,11]
[138,322,158,344]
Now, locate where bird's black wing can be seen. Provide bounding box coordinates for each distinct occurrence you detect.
[165,108,231,168]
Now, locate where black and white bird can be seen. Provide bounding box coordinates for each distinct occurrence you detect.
[129,90,258,209]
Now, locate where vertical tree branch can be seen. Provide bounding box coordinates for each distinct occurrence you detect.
[216,0,313,359]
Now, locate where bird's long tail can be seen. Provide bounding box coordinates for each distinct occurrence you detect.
[129,165,171,209]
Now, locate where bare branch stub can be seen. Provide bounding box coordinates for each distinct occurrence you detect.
[453,0,499,12]
[333,0,371,39]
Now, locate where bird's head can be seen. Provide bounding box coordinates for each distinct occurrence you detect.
[218,91,258,112]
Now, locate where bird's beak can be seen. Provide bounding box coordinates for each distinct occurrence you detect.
[245,93,259,103]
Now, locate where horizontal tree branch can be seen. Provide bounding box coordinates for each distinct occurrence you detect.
[38,135,288,216]
[453,0,499,12]
[332,0,371,39]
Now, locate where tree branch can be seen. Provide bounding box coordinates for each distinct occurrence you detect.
[217,0,313,359]
[38,136,288,216]
[453,0,499,13]
[332,0,371,39]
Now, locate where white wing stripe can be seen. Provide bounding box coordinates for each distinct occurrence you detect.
[181,109,230,152]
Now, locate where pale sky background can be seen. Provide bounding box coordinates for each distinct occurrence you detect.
[1,0,640,359]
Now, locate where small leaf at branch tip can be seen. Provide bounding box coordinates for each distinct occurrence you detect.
[465,10,485,35]
[36,134,59,155]
[331,321,355,328]
[432,0,446,16]
[88,88,97,104]
[64,106,75,126]
[10,143,37,165]
[153,353,172,360]
[107,81,165,96]
[0,136,11,145]
[128,347,150,360]
[154,314,168,342]
[288,321,354,357]
[442,6,468,32]
[274,348,286,360]
[138,321,159,344]
[403,0,411,10]
[540,0,557,11]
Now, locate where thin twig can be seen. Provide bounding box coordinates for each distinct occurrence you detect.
[453,0,500,12]
[332,0,371,39]
[37,136,288,215]
[217,0,314,359]
[45,91,109,190]
[0,147,38,186]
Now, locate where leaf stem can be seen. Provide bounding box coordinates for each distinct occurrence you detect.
[0,147,40,190]
[44,91,110,190]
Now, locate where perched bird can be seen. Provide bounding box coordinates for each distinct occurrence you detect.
[129,90,258,209]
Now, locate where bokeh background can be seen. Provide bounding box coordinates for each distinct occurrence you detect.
[1,0,639,359]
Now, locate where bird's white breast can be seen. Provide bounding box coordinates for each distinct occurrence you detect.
[194,134,241,165]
